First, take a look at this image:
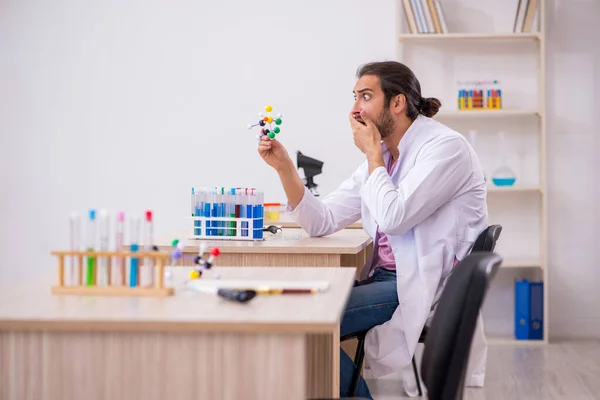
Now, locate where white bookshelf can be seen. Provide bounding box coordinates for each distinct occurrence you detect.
[436,109,541,118]
[396,0,548,345]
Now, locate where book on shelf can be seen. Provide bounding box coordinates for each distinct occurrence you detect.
[402,0,447,34]
[514,0,539,33]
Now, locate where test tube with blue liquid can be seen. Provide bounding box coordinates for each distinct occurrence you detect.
[251,189,264,239]
[192,188,200,236]
[211,188,219,236]
[129,215,141,287]
[244,188,252,237]
[203,189,211,236]
[219,187,226,236]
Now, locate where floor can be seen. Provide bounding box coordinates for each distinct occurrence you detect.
[364,340,600,400]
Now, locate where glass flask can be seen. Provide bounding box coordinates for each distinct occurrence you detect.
[491,131,516,186]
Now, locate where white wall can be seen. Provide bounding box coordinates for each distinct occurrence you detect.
[0,0,395,284]
[544,0,600,338]
[1,0,599,339]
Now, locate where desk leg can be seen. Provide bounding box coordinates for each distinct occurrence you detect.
[1,331,307,400]
[340,246,370,279]
[306,330,339,399]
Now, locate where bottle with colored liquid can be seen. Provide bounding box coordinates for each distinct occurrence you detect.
[86,209,97,286]
[251,189,264,239]
[69,211,80,286]
[97,209,110,286]
[491,131,516,186]
[129,215,141,287]
[144,210,154,287]
[115,211,125,285]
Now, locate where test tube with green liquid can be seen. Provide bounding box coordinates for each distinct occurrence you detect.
[86,209,97,286]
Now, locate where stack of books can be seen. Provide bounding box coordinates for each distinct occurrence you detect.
[513,0,540,33]
[401,0,447,34]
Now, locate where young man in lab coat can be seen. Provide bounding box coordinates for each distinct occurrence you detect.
[258,61,488,398]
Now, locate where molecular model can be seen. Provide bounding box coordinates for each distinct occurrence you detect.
[247,104,283,140]
[170,239,221,280]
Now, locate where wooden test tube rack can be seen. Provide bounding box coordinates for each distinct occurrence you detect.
[51,250,174,297]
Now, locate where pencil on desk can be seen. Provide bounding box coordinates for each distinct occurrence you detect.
[253,288,320,295]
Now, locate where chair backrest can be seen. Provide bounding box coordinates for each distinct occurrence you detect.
[471,224,502,253]
[420,252,502,400]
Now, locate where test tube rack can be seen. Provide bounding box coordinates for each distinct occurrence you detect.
[50,250,174,297]
[188,216,264,241]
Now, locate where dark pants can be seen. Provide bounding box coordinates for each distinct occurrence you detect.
[339,268,398,399]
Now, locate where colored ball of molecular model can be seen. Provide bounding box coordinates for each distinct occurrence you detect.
[170,239,221,280]
[247,104,283,140]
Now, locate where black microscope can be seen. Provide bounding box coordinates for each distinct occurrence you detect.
[296,151,324,197]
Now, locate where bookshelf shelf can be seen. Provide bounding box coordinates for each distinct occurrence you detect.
[487,185,542,193]
[436,109,540,118]
[501,258,542,269]
[399,32,541,41]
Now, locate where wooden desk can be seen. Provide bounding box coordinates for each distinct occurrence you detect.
[156,228,372,276]
[266,214,364,230]
[0,267,356,400]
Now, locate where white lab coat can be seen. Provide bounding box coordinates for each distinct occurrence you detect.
[286,115,489,386]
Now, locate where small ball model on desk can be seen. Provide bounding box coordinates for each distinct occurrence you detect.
[248,104,283,140]
[170,239,221,280]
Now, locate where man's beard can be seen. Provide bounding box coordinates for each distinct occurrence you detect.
[375,108,395,138]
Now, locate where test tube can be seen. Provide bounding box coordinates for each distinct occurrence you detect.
[129,215,141,287]
[256,190,264,239]
[115,211,125,285]
[251,189,259,239]
[234,188,241,237]
[69,211,80,286]
[86,209,97,286]
[212,188,219,236]
[229,188,236,236]
[219,187,225,236]
[192,188,199,236]
[144,210,155,287]
[97,209,110,286]
[245,188,252,237]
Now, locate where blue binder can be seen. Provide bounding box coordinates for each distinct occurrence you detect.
[514,280,544,340]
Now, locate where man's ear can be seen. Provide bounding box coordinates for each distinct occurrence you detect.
[392,94,406,115]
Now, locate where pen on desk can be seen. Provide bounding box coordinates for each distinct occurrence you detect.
[98,209,110,286]
[69,211,80,286]
[115,211,125,285]
[192,285,257,303]
[86,209,97,286]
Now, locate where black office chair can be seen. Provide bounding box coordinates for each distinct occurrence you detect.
[410,224,502,395]
[341,225,502,397]
[420,252,502,400]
